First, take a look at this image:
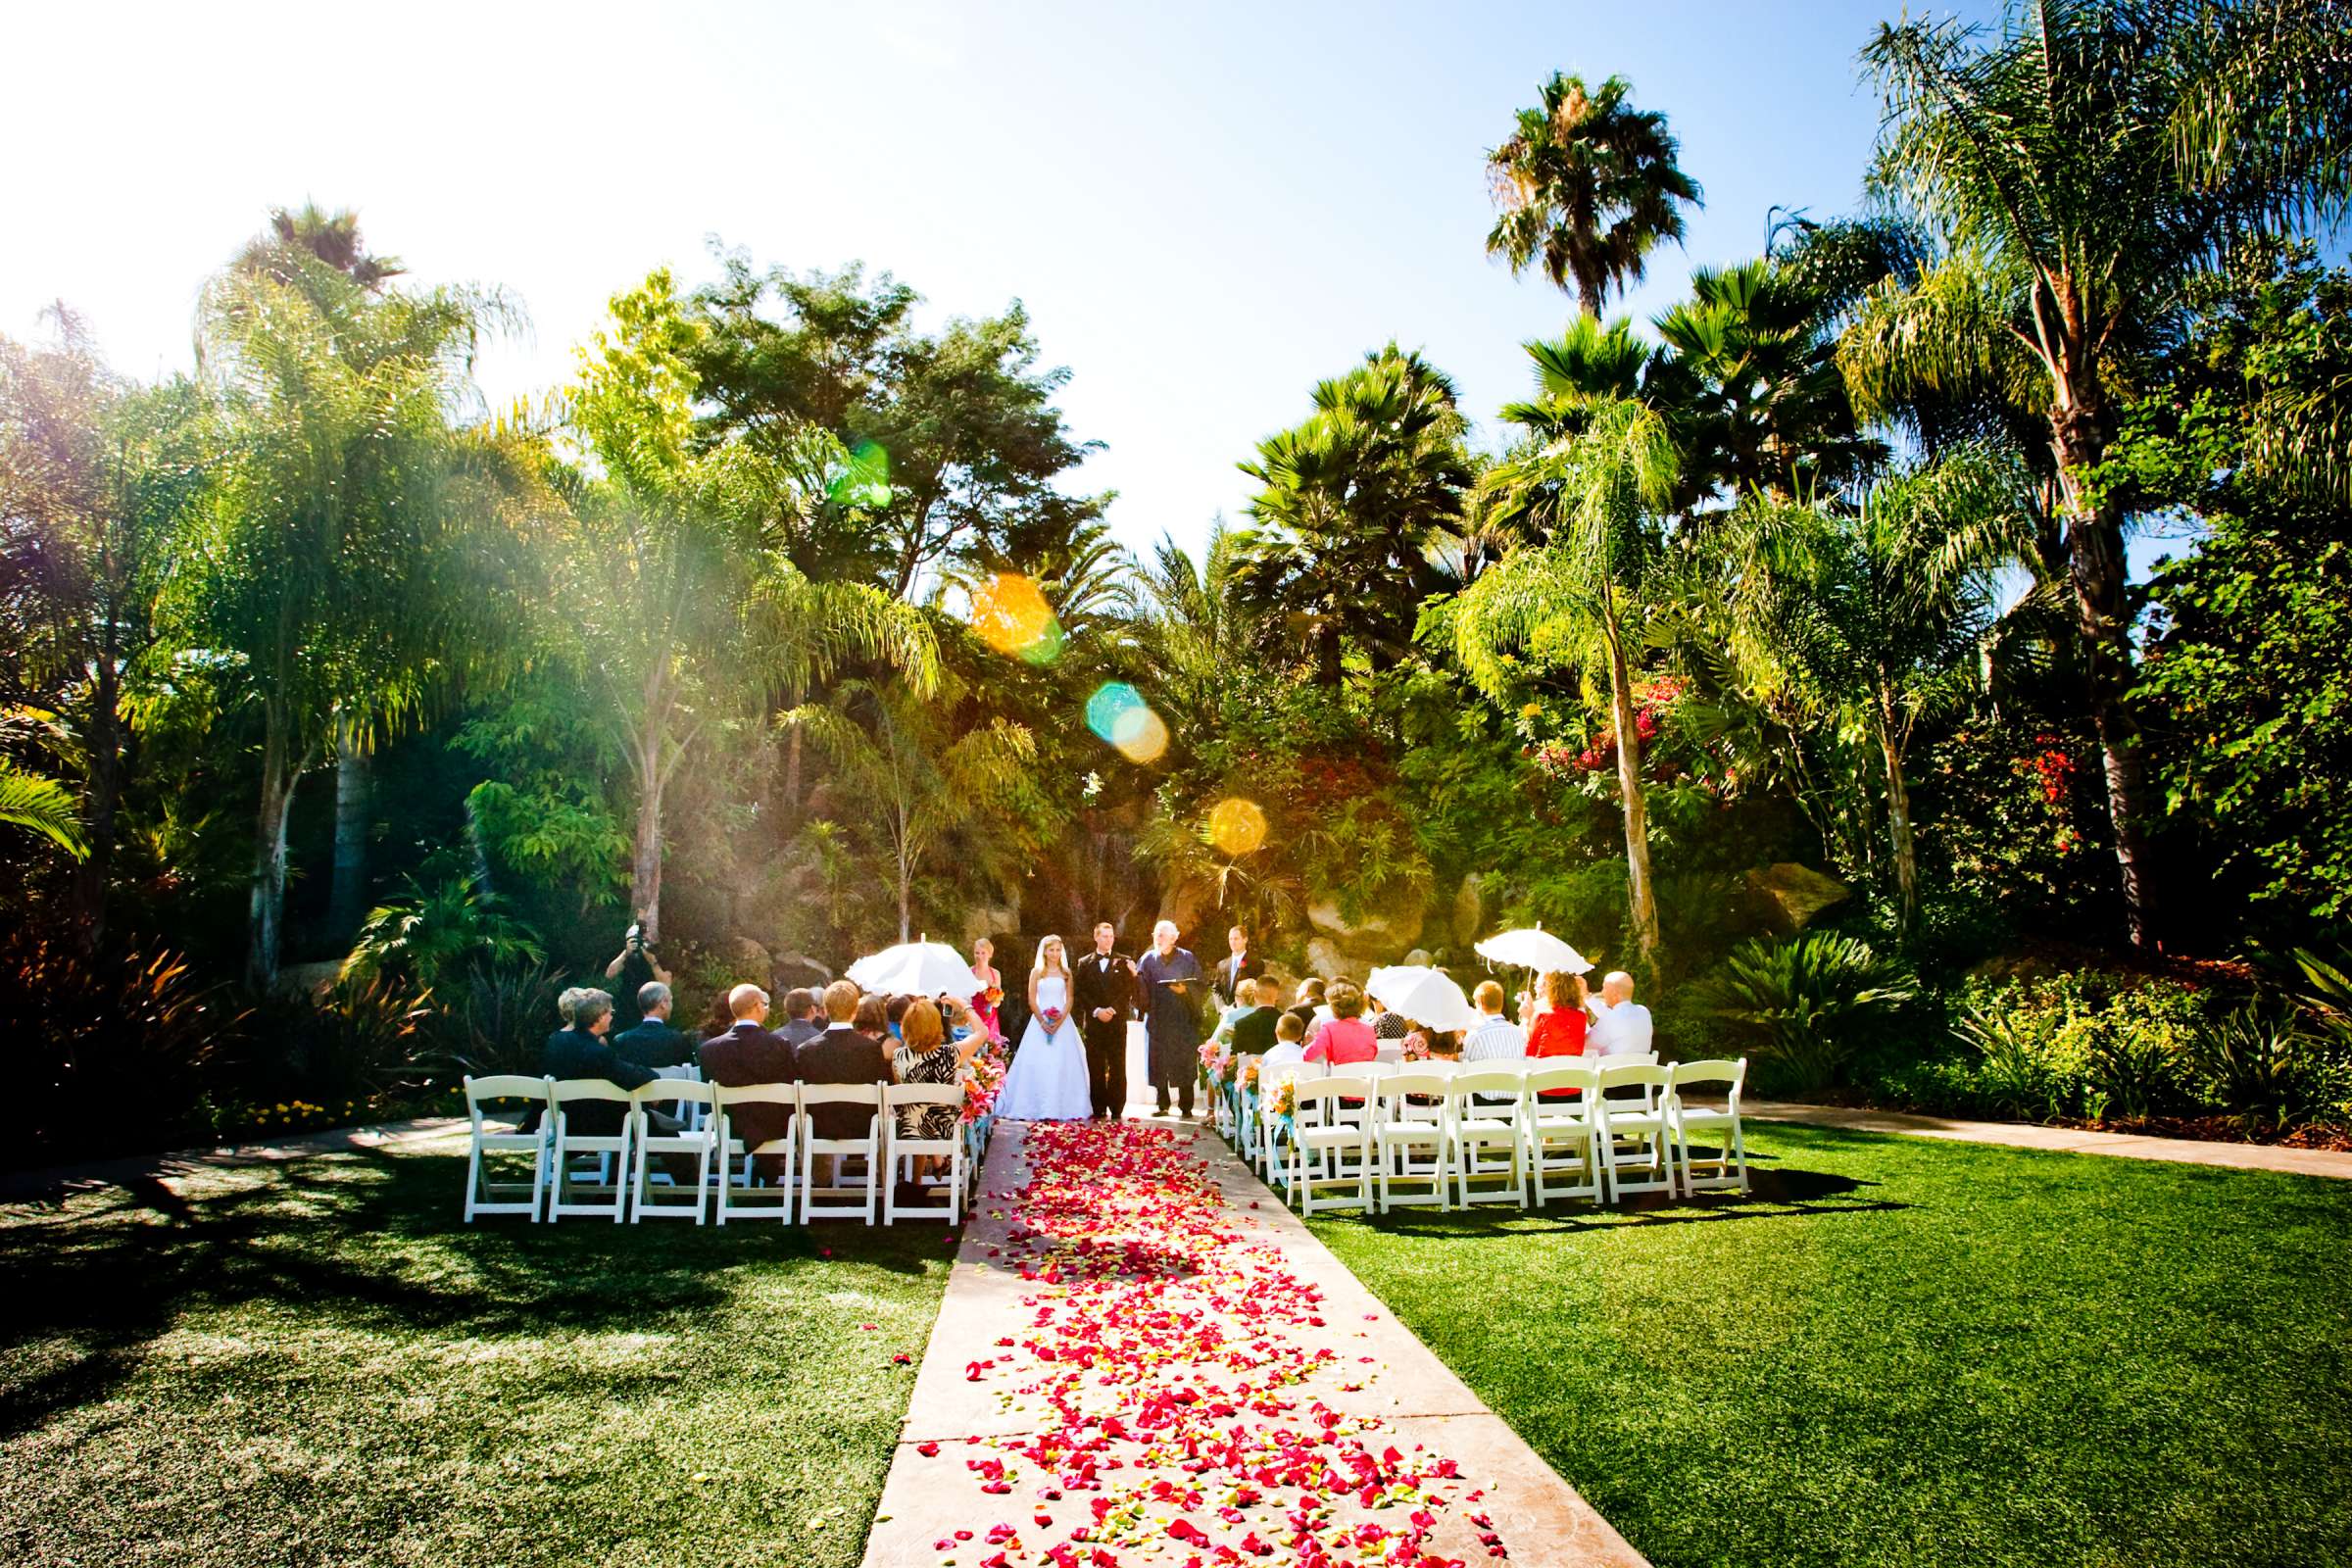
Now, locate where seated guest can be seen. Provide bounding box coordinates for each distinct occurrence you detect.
[1304,980,1378,1065]
[699,984,797,1181]
[543,987,660,1136]
[612,981,694,1068]
[937,992,984,1043]
[892,999,982,1187]
[1426,1030,1462,1062]
[1461,980,1528,1063]
[1370,996,1409,1042]
[1287,977,1326,1034]
[1586,969,1656,1056]
[853,994,890,1042]
[778,987,823,1047]
[797,979,891,1143]
[885,993,915,1040]
[1227,979,1280,1057]
[696,992,736,1043]
[1262,1007,1308,1067]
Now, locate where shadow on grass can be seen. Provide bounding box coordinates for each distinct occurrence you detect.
[1337,1166,1904,1242]
[0,1144,945,1443]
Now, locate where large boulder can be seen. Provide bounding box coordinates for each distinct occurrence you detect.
[1303,898,1425,979]
[1744,862,1852,933]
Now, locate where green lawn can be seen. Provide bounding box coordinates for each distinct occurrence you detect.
[0,1135,951,1567]
[1309,1126,2352,1568]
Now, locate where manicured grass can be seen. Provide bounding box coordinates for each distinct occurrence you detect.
[1309,1126,2352,1568]
[0,1134,952,1566]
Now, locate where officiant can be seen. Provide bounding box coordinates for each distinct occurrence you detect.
[1136,918,1208,1118]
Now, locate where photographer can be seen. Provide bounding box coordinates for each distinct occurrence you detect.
[602,917,672,1032]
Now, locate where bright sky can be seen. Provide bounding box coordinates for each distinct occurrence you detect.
[2,0,1996,563]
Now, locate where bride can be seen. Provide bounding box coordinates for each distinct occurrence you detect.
[995,935,1092,1121]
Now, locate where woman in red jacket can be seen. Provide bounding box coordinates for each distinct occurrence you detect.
[1524,969,1590,1099]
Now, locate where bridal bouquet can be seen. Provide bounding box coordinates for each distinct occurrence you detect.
[1040,1005,1066,1034]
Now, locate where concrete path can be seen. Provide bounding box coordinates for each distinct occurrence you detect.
[1748,1101,2352,1180]
[863,1114,1645,1568]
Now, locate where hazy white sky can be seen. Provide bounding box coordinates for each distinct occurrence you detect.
[0,0,1988,561]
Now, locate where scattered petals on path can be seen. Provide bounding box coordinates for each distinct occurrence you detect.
[937,1119,1492,1567]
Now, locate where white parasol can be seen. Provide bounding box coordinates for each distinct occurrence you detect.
[846,939,980,1000]
[1473,926,1592,975]
[1362,964,1482,1031]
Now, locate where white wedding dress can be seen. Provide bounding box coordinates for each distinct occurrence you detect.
[997,973,1092,1121]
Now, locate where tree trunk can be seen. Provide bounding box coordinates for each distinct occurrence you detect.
[1877,703,1917,935]
[1604,609,1661,973]
[328,746,372,943]
[631,750,664,944]
[2050,395,2158,946]
[66,658,126,954]
[246,713,299,991]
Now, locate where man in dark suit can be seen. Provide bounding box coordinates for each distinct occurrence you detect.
[776,988,824,1047]
[612,982,695,1068]
[1228,978,1281,1057]
[699,984,798,1181]
[795,978,891,1142]
[1211,924,1264,1006]
[1071,921,1139,1121]
[543,987,660,1136]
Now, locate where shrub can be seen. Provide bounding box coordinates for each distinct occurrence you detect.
[418,959,570,1078]
[343,875,544,994]
[1950,970,2212,1122]
[1695,933,1919,1092]
[253,975,439,1105]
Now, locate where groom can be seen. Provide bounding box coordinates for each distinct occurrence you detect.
[1136,919,1207,1118]
[1072,921,1138,1120]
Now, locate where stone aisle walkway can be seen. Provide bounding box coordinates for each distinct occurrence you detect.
[1747,1101,2352,1180]
[863,1116,1644,1568]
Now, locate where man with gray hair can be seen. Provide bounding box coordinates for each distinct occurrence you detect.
[1585,969,1656,1056]
[541,987,662,1136]
[1135,918,1207,1118]
[612,981,694,1068]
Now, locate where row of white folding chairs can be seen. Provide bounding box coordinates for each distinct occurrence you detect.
[459,1074,970,1227]
[1260,1057,1747,1215]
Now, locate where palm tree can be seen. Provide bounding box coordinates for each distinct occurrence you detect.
[1231,346,1472,683]
[1485,72,1703,318]
[1843,0,2352,946]
[1720,450,2034,930]
[1452,397,1683,968]
[785,677,1041,942]
[0,760,86,860]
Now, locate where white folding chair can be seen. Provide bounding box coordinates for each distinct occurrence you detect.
[799,1083,885,1225]
[630,1078,717,1223]
[712,1082,799,1225]
[1667,1058,1750,1196]
[548,1078,636,1222]
[1259,1061,1316,1182]
[1287,1076,1374,1215]
[1447,1067,1529,1207]
[461,1074,551,1221]
[1522,1062,1602,1205]
[883,1084,965,1225]
[1595,1060,1676,1200]
[1373,1072,1451,1212]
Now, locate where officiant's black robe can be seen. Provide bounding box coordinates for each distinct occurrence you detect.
[1134,947,1207,1091]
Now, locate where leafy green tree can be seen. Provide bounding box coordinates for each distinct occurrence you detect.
[1232,346,1473,684]
[0,316,208,945]
[1842,0,2352,946]
[1451,396,1683,967]
[1484,72,1703,318]
[564,270,939,940]
[785,676,1044,942]
[179,213,516,987]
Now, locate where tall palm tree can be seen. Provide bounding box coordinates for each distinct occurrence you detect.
[1231,346,1472,683]
[1720,450,2034,930]
[1453,397,1683,968]
[1485,72,1704,318]
[1842,0,2352,946]
[0,759,86,860]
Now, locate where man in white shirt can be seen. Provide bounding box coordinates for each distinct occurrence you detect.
[1461,980,1527,1062]
[1585,969,1655,1055]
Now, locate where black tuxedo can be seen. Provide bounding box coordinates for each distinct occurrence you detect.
[1211,949,1265,1005]
[1071,948,1139,1119]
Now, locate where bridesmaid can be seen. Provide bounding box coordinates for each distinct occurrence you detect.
[969,935,1004,1041]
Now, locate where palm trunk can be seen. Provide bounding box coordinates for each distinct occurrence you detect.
[328,745,372,943]
[1603,600,1661,972]
[246,710,301,991]
[631,744,664,944]
[1876,697,1917,934]
[2050,394,2157,946]
[67,657,126,954]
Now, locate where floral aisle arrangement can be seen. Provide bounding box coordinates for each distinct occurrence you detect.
[929,1120,1501,1565]
[963,1039,1009,1125]
[1197,1038,1233,1092]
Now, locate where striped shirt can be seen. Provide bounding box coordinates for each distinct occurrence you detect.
[1462,1014,1527,1062]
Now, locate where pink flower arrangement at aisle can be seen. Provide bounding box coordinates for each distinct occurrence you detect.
[962,1040,1008,1124]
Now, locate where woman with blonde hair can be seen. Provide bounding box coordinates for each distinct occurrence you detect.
[995,935,1092,1120]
